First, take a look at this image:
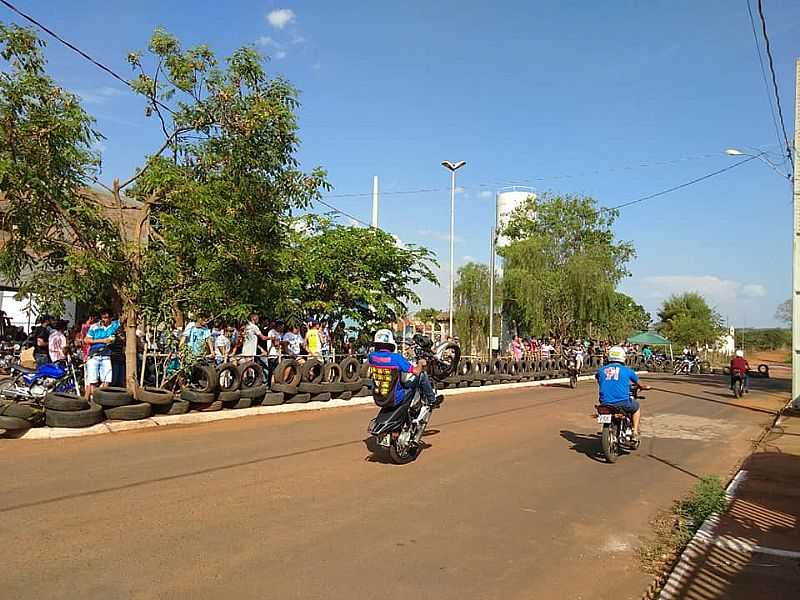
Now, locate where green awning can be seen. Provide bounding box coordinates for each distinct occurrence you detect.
[626,331,672,346]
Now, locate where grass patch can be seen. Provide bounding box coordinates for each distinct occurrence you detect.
[639,476,727,577]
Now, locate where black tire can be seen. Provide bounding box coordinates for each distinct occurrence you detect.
[310,392,331,402]
[217,389,242,402]
[336,391,353,400]
[224,397,253,410]
[271,382,298,395]
[180,388,216,403]
[758,364,769,376]
[262,392,285,406]
[152,400,190,415]
[45,393,89,412]
[343,381,363,392]
[322,362,342,383]
[358,361,371,378]
[0,400,41,421]
[237,361,264,389]
[300,358,324,384]
[274,359,301,386]
[601,424,618,463]
[0,414,31,432]
[191,400,223,412]
[734,379,744,399]
[45,403,105,428]
[389,434,419,465]
[93,387,134,408]
[135,386,174,406]
[240,383,268,399]
[298,382,328,394]
[190,363,218,393]
[325,382,346,393]
[569,374,577,389]
[216,364,241,392]
[104,402,152,421]
[339,357,360,383]
[355,385,371,397]
[285,392,311,404]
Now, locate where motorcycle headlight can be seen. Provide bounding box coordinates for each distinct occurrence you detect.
[13,344,20,351]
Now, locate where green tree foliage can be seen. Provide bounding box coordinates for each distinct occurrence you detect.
[500,193,635,339]
[415,307,440,323]
[283,216,437,329]
[737,328,790,351]
[453,261,498,356]
[656,292,723,348]
[597,292,651,341]
[775,299,791,325]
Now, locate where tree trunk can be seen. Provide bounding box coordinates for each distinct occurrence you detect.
[124,301,138,392]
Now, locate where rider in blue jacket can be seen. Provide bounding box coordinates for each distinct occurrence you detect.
[368,329,442,408]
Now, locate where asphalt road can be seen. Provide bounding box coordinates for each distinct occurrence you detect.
[0,373,788,600]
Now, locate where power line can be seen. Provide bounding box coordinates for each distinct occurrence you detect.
[745,0,785,163]
[0,0,176,116]
[315,198,374,228]
[756,0,793,172]
[603,155,759,211]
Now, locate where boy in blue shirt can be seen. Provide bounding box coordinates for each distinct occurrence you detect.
[368,329,442,408]
[596,345,650,444]
[83,308,120,400]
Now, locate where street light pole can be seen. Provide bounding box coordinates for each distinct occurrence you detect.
[441,160,466,339]
[793,58,800,408]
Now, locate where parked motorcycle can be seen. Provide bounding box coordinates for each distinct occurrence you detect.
[673,356,700,375]
[0,355,81,402]
[594,384,645,463]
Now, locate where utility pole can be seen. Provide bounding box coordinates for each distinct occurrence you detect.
[793,58,800,408]
[371,175,379,228]
[488,226,495,359]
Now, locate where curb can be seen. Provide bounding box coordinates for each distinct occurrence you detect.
[16,372,605,441]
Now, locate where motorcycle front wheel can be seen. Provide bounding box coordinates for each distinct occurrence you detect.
[389,440,419,464]
[601,423,619,463]
[569,373,577,388]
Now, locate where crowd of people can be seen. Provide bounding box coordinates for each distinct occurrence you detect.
[505,335,657,363]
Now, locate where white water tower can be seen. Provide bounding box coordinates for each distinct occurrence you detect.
[495,188,535,248]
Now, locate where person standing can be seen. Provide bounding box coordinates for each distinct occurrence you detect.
[242,313,268,359]
[511,335,523,362]
[80,312,96,362]
[305,321,322,358]
[31,314,52,367]
[214,325,232,364]
[265,321,283,385]
[84,309,120,400]
[48,319,68,365]
[282,325,302,358]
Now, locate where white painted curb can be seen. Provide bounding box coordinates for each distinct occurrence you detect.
[16,372,606,441]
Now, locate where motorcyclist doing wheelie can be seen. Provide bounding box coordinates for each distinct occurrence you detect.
[596,345,650,445]
[368,329,443,409]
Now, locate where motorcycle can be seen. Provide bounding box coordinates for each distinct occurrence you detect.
[400,334,461,381]
[594,384,645,463]
[0,354,81,402]
[673,356,700,375]
[731,368,747,398]
[565,353,579,388]
[368,378,435,465]
[0,341,20,373]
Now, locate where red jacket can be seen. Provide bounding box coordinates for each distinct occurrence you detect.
[730,357,749,374]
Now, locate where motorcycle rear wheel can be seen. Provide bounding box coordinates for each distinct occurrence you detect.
[734,380,744,398]
[601,424,619,463]
[569,374,577,389]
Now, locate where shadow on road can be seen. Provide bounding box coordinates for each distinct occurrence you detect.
[559,430,607,463]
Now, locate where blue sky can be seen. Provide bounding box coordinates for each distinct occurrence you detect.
[4,1,798,326]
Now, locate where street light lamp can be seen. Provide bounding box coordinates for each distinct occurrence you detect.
[441,160,466,339]
[724,147,791,179]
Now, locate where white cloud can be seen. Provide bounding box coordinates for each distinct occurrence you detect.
[392,234,406,249]
[291,34,306,45]
[417,229,462,243]
[479,190,493,199]
[312,61,322,70]
[275,50,288,60]
[267,8,296,29]
[77,86,125,105]
[622,274,770,326]
[256,36,282,48]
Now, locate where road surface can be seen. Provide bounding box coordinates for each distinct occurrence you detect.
[0,373,788,599]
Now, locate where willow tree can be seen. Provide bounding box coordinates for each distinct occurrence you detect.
[453,261,497,356]
[0,24,326,389]
[500,193,635,339]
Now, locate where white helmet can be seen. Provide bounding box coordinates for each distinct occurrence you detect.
[735,349,744,358]
[608,345,626,363]
[373,328,396,351]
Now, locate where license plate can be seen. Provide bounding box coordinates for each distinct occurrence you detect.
[378,434,391,447]
[597,414,612,424]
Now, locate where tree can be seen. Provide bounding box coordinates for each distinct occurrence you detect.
[283,216,437,331]
[597,292,651,341]
[656,292,723,348]
[453,262,496,356]
[415,307,440,324]
[499,193,635,339]
[775,299,791,325]
[0,25,327,389]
